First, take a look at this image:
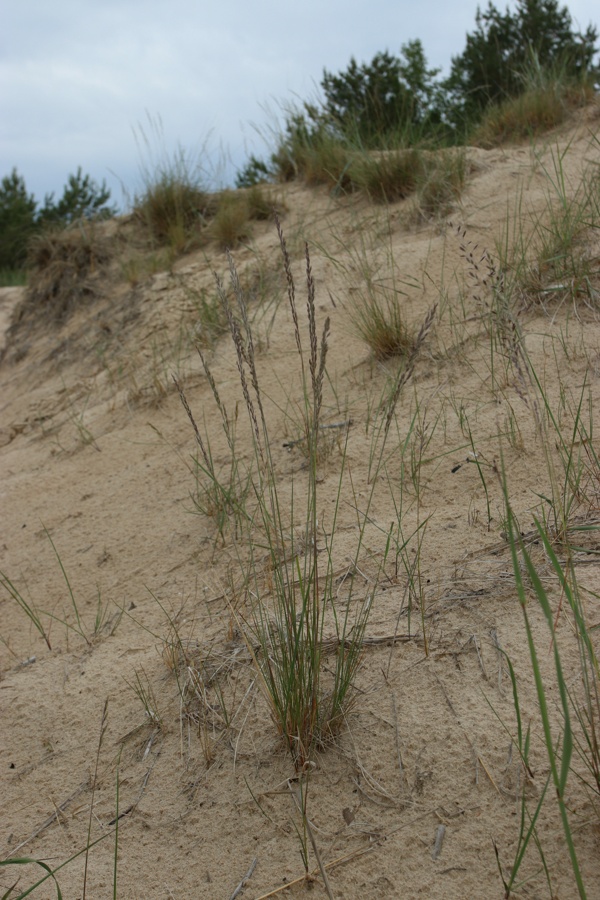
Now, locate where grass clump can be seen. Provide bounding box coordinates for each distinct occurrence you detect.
[177,221,383,771]
[349,147,467,218]
[209,186,283,249]
[349,148,423,203]
[210,190,251,248]
[497,148,600,313]
[268,115,354,190]
[22,221,113,321]
[176,226,435,769]
[297,135,354,190]
[413,149,467,220]
[244,184,281,221]
[134,170,211,253]
[340,234,422,359]
[474,87,570,147]
[132,117,213,255]
[472,64,595,148]
[349,284,415,360]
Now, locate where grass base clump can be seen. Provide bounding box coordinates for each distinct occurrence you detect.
[349,149,423,203]
[349,286,415,360]
[343,247,421,360]
[413,149,467,220]
[244,185,282,221]
[23,221,113,321]
[134,174,212,253]
[269,117,355,191]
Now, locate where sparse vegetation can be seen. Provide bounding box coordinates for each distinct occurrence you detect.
[177,227,381,769]
[494,146,600,313]
[4,7,600,896]
[0,166,115,284]
[347,281,415,360]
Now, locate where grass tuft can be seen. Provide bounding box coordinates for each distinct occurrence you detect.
[132,116,213,255]
[210,190,251,248]
[413,149,467,220]
[349,149,423,203]
[177,220,386,770]
[348,284,415,360]
[473,65,595,148]
[23,221,112,321]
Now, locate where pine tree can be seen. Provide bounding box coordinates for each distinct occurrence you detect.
[444,0,598,128]
[0,169,37,270]
[320,41,441,144]
[38,167,115,226]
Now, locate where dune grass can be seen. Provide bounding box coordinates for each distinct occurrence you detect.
[490,145,600,318]
[500,480,594,898]
[5,109,600,897]
[132,116,214,255]
[174,215,437,774]
[453,171,600,893]
[177,221,381,769]
[473,62,596,148]
[348,281,415,360]
[0,532,121,653]
[23,221,113,321]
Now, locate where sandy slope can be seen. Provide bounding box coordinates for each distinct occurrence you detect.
[2,113,600,899]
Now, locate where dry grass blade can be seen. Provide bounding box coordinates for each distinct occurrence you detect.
[384,303,437,435]
[228,857,257,900]
[82,698,108,899]
[288,780,334,900]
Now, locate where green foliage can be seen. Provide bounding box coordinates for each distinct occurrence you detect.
[235,155,271,188]
[238,0,599,182]
[445,0,598,126]
[0,167,116,273]
[320,41,442,144]
[0,268,28,286]
[0,169,37,269]
[38,167,116,226]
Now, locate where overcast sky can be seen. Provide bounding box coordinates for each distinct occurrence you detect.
[2,0,598,209]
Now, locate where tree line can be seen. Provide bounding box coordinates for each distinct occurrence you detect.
[1,0,598,272]
[0,167,116,273]
[237,0,598,184]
